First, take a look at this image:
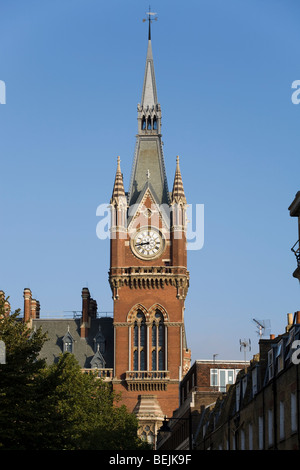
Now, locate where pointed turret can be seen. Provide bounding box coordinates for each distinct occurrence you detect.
[171,156,186,204]
[111,156,125,203]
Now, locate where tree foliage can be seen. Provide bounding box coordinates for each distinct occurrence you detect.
[0,298,150,450]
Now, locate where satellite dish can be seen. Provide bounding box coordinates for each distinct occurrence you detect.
[253,318,271,338]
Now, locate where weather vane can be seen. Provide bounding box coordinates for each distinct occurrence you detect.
[143,6,158,40]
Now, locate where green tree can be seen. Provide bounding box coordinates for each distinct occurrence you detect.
[41,353,150,450]
[0,298,150,450]
[0,299,47,449]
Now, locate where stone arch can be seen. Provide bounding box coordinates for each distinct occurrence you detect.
[148,303,169,322]
[127,303,149,323]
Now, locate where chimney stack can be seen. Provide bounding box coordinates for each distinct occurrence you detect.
[81,287,90,338]
[23,288,32,322]
[286,313,293,332]
[80,288,98,338]
[23,288,40,322]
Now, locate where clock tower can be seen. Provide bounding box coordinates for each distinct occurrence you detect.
[109,22,191,444]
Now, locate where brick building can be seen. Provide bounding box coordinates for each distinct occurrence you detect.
[107,18,191,443]
[193,312,300,450]
[157,359,247,450]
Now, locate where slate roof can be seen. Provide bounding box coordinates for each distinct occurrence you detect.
[32,317,114,369]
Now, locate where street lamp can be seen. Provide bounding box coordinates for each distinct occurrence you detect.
[158,411,193,450]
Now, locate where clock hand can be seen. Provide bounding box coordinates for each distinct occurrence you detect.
[136,241,150,246]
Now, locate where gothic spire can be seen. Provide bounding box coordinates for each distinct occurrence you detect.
[127,22,169,209]
[141,33,158,109]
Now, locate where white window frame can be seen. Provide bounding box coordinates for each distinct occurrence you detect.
[210,368,240,392]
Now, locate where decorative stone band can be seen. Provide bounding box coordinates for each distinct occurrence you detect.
[109,266,189,300]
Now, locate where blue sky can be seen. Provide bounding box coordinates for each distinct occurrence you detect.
[1,0,300,363]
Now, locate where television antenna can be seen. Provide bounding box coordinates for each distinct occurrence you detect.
[253,318,271,338]
[239,338,251,365]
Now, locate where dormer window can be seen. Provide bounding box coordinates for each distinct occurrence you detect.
[94,327,105,354]
[62,330,74,353]
[91,347,106,369]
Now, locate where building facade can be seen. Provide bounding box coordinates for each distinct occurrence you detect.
[194,312,300,450]
[157,359,247,450]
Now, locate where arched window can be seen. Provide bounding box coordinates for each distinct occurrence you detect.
[133,311,146,371]
[147,116,152,130]
[153,116,157,130]
[151,311,165,371]
[142,116,146,130]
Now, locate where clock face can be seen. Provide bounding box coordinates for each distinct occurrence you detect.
[131,228,164,259]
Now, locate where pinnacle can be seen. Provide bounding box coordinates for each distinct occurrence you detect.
[111,156,125,201]
[171,156,186,203]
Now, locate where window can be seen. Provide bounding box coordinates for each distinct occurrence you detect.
[248,423,253,450]
[142,116,146,130]
[240,429,245,450]
[258,416,264,449]
[151,311,165,371]
[133,311,146,371]
[210,369,218,388]
[291,392,297,432]
[279,401,285,440]
[268,409,273,446]
[210,368,239,392]
[131,307,166,373]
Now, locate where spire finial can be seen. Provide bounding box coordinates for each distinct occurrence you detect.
[143,6,158,40]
